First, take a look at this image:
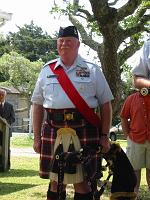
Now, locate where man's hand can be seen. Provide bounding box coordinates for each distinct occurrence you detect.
[33,137,41,154]
[100,136,110,153]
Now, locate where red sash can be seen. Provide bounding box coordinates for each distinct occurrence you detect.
[49,62,101,128]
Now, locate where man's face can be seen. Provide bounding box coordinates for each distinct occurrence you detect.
[0,90,6,103]
[57,37,80,58]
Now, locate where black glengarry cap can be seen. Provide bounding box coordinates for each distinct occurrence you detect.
[58,26,79,39]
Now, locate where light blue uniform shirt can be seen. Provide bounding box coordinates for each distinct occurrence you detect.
[132,39,150,79]
[31,55,114,109]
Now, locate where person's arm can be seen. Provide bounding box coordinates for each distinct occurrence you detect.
[9,105,15,125]
[133,76,150,89]
[32,103,44,154]
[120,117,130,138]
[100,101,112,152]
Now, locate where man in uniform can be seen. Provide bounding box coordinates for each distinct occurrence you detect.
[31,26,113,200]
[132,39,150,88]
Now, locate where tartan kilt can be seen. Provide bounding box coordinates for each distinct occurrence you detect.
[39,118,101,180]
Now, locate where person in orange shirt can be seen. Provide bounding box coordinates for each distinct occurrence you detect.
[120,90,150,199]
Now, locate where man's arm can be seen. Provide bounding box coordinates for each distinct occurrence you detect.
[100,101,112,134]
[133,76,150,89]
[120,117,130,138]
[2,103,15,125]
[10,105,15,125]
[100,101,112,152]
[32,103,44,153]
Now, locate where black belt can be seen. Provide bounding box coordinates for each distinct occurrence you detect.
[47,111,83,122]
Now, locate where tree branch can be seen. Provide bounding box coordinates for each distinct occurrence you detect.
[134,4,149,19]
[118,39,141,66]
[121,15,150,41]
[89,0,110,19]
[73,0,79,6]
[108,0,119,6]
[77,8,94,22]
[117,0,142,21]
[69,15,101,52]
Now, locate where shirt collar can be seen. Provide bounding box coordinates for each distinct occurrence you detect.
[0,101,5,106]
[54,55,82,71]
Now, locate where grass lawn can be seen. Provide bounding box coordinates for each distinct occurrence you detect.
[0,135,149,199]
[0,157,48,200]
[11,134,34,148]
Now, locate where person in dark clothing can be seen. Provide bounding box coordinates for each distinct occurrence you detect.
[0,88,15,169]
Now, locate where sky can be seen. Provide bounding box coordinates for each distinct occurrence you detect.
[0,0,65,36]
[0,0,142,64]
[0,0,97,60]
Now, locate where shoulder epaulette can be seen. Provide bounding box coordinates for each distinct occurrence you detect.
[83,59,97,65]
[43,59,58,68]
[83,60,98,68]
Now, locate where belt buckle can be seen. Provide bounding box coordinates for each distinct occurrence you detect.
[140,88,149,96]
[64,112,74,121]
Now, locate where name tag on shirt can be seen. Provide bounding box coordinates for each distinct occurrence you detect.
[47,74,58,78]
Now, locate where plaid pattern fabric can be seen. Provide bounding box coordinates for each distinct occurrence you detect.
[46,108,97,128]
[39,109,101,179]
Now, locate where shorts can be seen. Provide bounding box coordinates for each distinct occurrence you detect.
[126,137,150,170]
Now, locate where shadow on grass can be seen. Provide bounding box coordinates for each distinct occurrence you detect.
[0,169,38,177]
[32,192,46,199]
[0,182,37,195]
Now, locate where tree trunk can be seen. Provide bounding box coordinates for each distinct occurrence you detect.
[97,22,123,117]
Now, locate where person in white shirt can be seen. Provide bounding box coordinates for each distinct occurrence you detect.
[132,39,150,88]
[31,26,113,200]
